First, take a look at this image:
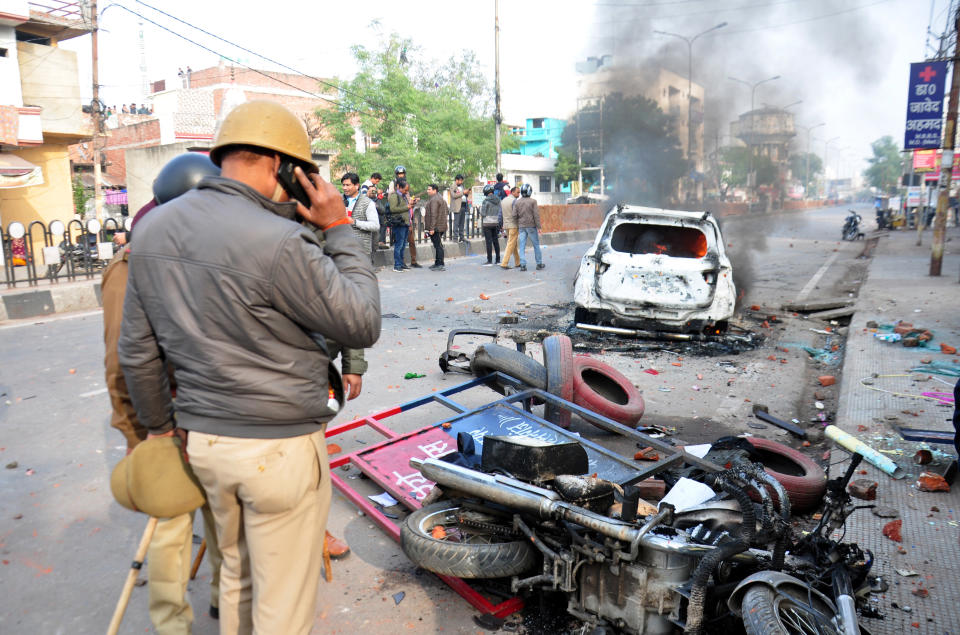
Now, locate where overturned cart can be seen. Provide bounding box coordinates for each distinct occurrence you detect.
[328,373,875,634]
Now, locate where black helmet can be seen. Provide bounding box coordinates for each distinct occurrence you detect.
[520,184,533,197]
[482,184,494,195]
[394,165,406,175]
[153,153,220,204]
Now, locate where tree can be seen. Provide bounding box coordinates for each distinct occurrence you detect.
[318,34,511,192]
[863,136,904,194]
[712,146,776,199]
[559,93,685,206]
[788,152,823,196]
[72,175,90,217]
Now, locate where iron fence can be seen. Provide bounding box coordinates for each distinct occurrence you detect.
[2,217,130,288]
[2,205,487,287]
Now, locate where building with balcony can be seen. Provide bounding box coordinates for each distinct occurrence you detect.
[506,117,566,159]
[730,106,796,164]
[0,1,94,255]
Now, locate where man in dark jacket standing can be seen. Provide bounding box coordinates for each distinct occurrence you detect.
[515,183,544,271]
[387,179,416,272]
[449,174,467,242]
[424,183,449,270]
[118,101,381,635]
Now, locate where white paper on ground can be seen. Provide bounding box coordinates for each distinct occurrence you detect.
[658,477,717,513]
[684,444,712,459]
[369,492,400,507]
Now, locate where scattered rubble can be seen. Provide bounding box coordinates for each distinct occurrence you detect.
[848,479,878,501]
[882,519,903,542]
[916,472,950,492]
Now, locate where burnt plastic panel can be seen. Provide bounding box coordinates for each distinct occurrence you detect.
[481,435,589,481]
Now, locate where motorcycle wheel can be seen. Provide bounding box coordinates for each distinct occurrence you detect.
[400,501,536,579]
[741,585,841,635]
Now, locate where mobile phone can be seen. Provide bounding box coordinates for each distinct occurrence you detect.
[277,160,312,209]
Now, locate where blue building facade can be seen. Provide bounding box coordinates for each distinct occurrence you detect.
[507,117,566,159]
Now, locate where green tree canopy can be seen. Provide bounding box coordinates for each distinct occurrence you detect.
[318,34,510,193]
[788,152,823,195]
[863,136,904,194]
[558,93,685,206]
[710,146,776,199]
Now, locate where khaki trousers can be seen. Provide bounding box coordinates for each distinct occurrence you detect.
[501,228,520,267]
[148,505,222,634]
[187,429,329,635]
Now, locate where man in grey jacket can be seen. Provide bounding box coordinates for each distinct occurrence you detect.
[118,101,381,635]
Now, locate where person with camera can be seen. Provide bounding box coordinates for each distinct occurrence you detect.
[387,178,417,272]
[118,101,381,635]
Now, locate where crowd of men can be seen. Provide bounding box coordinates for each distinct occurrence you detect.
[340,167,545,274]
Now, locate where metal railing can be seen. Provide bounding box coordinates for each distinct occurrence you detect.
[2,217,130,288]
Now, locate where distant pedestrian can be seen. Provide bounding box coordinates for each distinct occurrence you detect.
[387,178,414,272]
[493,173,509,200]
[480,184,501,266]
[500,186,521,269]
[424,183,448,271]
[515,184,544,271]
[450,174,467,242]
[122,104,130,114]
[341,172,380,262]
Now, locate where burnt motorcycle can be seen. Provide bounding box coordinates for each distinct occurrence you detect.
[400,436,876,634]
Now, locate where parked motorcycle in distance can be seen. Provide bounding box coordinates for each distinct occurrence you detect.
[842,210,864,241]
[46,236,110,278]
[401,435,877,634]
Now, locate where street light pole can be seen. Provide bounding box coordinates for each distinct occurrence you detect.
[728,74,780,190]
[653,22,726,201]
[494,0,502,175]
[824,136,840,197]
[799,122,825,198]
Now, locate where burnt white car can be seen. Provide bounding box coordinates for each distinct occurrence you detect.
[573,205,736,333]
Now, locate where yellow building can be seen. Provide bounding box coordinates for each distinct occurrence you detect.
[0,1,93,260]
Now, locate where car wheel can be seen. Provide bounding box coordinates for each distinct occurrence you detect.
[745,437,827,512]
[571,356,645,427]
[542,335,574,428]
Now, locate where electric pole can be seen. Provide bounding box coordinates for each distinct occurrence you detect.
[91,0,104,223]
[493,0,502,175]
[930,5,960,276]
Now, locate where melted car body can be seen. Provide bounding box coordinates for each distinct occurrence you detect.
[574,205,736,332]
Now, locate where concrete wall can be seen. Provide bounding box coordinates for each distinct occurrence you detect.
[0,25,23,107]
[17,41,89,138]
[0,143,75,255]
[125,142,211,212]
[540,204,604,233]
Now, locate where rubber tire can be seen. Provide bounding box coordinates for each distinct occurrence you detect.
[543,334,574,428]
[400,502,536,579]
[471,343,547,398]
[741,585,840,635]
[745,437,827,513]
[571,356,645,427]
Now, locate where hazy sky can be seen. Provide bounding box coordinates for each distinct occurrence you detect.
[62,0,947,180]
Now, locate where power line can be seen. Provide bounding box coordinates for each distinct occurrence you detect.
[102,3,392,123]
[130,0,384,113]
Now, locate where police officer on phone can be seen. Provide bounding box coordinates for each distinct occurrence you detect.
[119,101,380,634]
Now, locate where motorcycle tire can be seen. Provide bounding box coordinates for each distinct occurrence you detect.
[542,334,574,428]
[571,356,645,427]
[471,343,547,400]
[745,437,827,512]
[400,501,536,579]
[741,585,841,635]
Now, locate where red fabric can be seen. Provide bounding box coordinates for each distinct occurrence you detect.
[129,199,158,235]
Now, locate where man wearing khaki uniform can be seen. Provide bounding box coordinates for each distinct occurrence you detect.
[104,153,223,633]
[119,102,381,634]
[500,186,520,269]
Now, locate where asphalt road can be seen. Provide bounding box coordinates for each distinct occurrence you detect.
[0,203,872,634]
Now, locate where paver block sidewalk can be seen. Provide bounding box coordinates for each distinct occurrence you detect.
[836,229,960,634]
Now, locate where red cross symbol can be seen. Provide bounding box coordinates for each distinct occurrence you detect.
[919,65,937,82]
